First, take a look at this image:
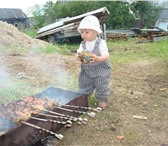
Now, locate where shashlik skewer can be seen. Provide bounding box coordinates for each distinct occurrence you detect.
[39,113,74,121]
[30,116,72,128]
[55,107,96,118]
[42,109,87,124]
[21,121,64,140]
[39,113,86,125]
[61,104,102,113]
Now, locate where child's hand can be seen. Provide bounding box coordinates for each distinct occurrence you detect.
[90,54,109,63]
[90,54,98,63]
[76,53,81,61]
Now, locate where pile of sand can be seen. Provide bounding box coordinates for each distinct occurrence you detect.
[0,21,49,48]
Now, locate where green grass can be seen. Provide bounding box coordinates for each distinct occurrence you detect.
[34,44,63,53]
[20,28,168,60]
[147,39,168,60]
[1,36,167,105]
[21,28,37,37]
[108,38,168,64]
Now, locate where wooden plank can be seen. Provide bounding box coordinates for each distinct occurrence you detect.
[35,23,76,38]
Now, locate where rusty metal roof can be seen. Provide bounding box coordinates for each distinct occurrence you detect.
[0,8,27,20]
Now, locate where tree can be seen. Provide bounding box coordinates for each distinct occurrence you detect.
[43,1,55,23]
[95,1,135,29]
[32,1,164,29]
[32,5,46,29]
[34,1,148,29]
[47,1,98,20]
[130,1,163,28]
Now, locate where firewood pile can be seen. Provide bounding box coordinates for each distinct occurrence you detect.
[107,33,128,41]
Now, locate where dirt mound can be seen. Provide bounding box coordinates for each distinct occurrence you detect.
[0,21,49,48]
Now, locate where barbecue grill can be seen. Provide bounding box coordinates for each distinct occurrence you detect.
[0,87,88,146]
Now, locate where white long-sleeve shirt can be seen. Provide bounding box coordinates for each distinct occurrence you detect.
[77,38,109,57]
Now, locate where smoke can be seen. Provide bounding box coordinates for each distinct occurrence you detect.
[0,66,12,132]
[33,56,78,91]
[0,66,9,81]
[0,118,15,133]
[52,58,77,90]
[32,57,79,105]
[0,104,15,134]
[0,66,10,104]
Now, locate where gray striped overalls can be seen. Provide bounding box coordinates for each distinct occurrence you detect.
[78,39,112,102]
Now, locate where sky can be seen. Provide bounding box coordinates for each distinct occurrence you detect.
[0,0,57,12]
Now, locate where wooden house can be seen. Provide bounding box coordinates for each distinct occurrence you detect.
[0,8,28,28]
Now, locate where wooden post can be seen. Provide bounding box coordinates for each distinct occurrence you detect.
[100,23,107,41]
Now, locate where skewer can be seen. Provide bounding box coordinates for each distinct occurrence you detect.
[38,113,84,125]
[61,104,102,113]
[31,116,72,128]
[42,109,87,122]
[39,113,74,121]
[21,121,64,140]
[55,107,96,118]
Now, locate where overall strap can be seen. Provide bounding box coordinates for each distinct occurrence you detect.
[81,41,86,50]
[92,38,101,56]
[93,38,101,50]
[81,39,101,51]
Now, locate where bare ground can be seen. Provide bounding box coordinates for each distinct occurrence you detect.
[0,52,167,146]
[55,58,168,146]
[0,21,168,146]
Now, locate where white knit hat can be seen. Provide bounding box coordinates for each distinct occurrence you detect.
[77,15,102,34]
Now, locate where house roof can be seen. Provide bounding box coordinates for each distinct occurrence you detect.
[0,8,27,20]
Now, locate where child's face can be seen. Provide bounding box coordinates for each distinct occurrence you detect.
[80,29,98,41]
